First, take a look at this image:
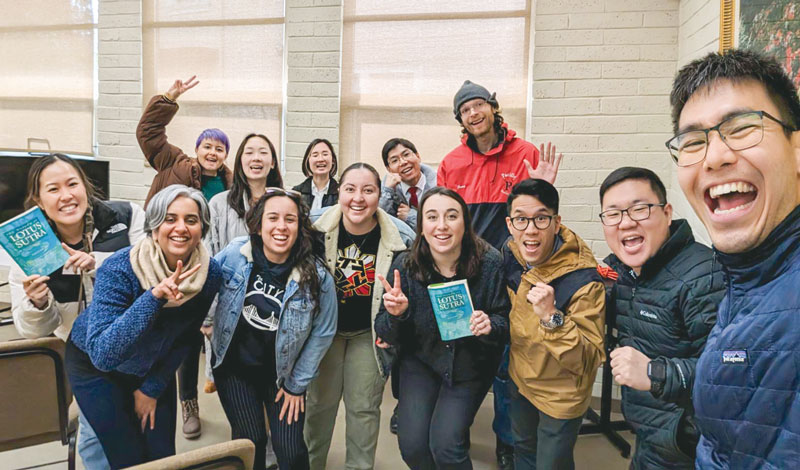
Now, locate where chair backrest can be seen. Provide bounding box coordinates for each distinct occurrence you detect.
[126,439,256,470]
[0,337,72,452]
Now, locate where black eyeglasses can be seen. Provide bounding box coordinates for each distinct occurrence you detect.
[665,110,796,167]
[509,214,555,231]
[599,203,665,226]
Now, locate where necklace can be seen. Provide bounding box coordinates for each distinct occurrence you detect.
[343,224,377,254]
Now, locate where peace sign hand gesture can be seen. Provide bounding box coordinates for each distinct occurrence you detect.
[377,269,408,317]
[524,142,562,185]
[151,260,202,302]
[62,243,96,273]
[164,75,199,101]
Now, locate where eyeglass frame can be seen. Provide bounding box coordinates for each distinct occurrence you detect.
[386,148,419,167]
[664,110,796,167]
[458,99,490,118]
[599,203,666,226]
[509,214,557,231]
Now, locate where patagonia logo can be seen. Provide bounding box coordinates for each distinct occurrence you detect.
[722,350,748,365]
[106,223,128,234]
[639,309,657,320]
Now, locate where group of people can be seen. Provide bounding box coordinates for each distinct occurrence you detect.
[8,47,799,470]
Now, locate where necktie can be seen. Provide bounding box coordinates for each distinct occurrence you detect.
[408,187,419,209]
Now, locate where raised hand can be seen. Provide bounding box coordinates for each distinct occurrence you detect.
[469,310,492,336]
[526,282,556,321]
[22,274,51,309]
[151,259,202,301]
[524,142,562,185]
[164,75,199,101]
[396,203,410,221]
[377,269,408,317]
[384,172,402,189]
[276,388,305,425]
[62,243,96,273]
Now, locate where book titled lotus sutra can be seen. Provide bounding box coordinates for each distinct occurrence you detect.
[0,207,68,276]
[427,279,475,341]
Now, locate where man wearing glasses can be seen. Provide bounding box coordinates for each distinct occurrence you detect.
[438,80,562,468]
[598,167,724,469]
[378,137,436,229]
[502,178,605,469]
[668,49,800,468]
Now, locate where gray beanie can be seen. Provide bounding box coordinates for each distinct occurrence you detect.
[453,80,497,120]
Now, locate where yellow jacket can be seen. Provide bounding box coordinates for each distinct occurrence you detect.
[507,225,606,419]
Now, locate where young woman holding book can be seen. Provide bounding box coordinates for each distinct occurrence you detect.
[291,138,339,213]
[10,153,146,469]
[374,187,510,470]
[304,162,414,470]
[209,188,337,470]
[64,184,222,469]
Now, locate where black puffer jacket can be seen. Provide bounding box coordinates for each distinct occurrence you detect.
[605,220,724,470]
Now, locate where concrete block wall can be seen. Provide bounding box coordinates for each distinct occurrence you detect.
[530,0,681,259]
[283,0,343,188]
[97,0,146,207]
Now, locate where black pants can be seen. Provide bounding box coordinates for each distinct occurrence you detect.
[65,339,177,469]
[508,379,583,470]
[215,365,308,470]
[396,355,493,470]
[177,330,203,401]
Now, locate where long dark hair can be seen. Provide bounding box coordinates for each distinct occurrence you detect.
[405,187,488,283]
[246,190,326,315]
[301,138,338,178]
[25,153,99,250]
[228,133,284,218]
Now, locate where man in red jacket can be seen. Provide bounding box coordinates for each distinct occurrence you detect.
[438,80,561,249]
[438,80,562,469]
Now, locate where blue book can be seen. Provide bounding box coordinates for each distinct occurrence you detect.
[0,207,69,276]
[427,279,475,341]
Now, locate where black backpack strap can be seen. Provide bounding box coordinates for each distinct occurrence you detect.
[501,238,524,294]
[549,267,603,313]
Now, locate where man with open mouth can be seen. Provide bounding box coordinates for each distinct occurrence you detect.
[378,137,437,230]
[598,167,724,470]
[669,49,800,469]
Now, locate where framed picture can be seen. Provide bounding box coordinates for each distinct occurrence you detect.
[723,0,800,86]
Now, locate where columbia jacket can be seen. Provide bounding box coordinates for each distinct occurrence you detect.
[137,95,233,205]
[11,200,145,341]
[694,205,800,469]
[210,237,337,395]
[505,225,606,419]
[437,123,539,249]
[605,220,724,470]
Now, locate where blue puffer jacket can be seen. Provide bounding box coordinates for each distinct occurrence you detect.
[694,205,800,469]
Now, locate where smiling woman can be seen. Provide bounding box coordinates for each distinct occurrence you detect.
[292,138,340,213]
[64,184,222,469]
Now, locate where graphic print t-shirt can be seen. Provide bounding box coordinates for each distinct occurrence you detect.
[225,238,291,370]
[335,221,381,332]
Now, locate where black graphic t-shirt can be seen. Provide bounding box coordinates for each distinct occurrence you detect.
[335,221,381,332]
[224,236,291,371]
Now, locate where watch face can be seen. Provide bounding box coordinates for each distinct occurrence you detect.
[552,312,564,327]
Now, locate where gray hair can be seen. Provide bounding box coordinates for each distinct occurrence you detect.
[144,184,211,238]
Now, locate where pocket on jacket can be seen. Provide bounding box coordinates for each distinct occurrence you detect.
[283,298,312,330]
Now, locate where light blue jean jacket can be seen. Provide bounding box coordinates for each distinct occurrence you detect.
[210,236,337,394]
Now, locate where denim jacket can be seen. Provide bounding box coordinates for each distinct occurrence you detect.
[210,236,337,394]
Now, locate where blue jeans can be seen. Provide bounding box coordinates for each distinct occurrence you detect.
[492,346,513,446]
[508,379,583,470]
[78,410,110,470]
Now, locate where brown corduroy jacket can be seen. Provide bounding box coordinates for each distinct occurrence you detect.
[507,225,606,420]
[137,95,233,206]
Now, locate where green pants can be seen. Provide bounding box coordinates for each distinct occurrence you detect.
[304,329,386,470]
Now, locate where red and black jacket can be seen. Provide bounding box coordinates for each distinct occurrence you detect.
[437,123,540,249]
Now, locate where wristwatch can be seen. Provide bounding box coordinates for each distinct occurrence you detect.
[540,310,564,330]
[647,358,667,396]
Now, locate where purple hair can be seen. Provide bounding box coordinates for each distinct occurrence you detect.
[195,128,230,153]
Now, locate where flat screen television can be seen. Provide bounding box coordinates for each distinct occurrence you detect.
[0,152,110,224]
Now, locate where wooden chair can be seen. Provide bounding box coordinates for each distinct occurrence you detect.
[127,439,256,470]
[0,337,78,470]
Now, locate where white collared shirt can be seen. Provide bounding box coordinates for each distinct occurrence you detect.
[399,172,426,207]
[311,179,330,213]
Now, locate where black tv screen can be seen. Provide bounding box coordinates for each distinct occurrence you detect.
[0,152,110,224]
